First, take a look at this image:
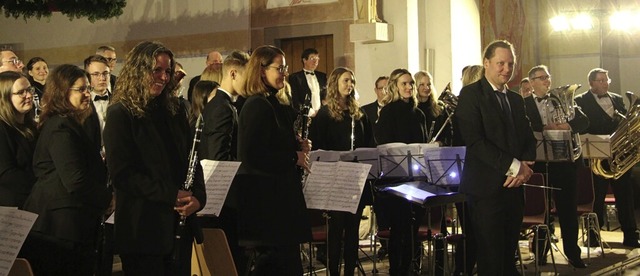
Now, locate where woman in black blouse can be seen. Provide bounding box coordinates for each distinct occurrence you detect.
[21,64,112,275]
[415,70,451,145]
[236,45,312,275]
[0,71,37,207]
[375,68,428,276]
[308,67,374,275]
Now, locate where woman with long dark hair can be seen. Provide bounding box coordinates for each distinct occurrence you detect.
[21,64,111,275]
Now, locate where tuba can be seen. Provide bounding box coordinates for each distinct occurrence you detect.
[591,91,640,179]
[429,83,457,143]
[545,84,583,161]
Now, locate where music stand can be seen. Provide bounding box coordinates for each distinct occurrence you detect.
[580,134,611,159]
[423,146,466,188]
[377,143,438,180]
[534,131,574,163]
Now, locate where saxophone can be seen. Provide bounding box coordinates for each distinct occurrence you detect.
[591,91,640,179]
[171,114,204,263]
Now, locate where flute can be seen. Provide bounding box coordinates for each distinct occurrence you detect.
[171,114,204,264]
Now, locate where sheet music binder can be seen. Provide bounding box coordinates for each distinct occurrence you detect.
[580,134,611,159]
[423,146,466,186]
[534,131,574,162]
[377,143,438,179]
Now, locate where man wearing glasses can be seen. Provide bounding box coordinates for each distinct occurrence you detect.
[575,68,640,248]
[0,49,24,73]
[96,45,118,90]
[289,48,327,116]
[361,76,389,139]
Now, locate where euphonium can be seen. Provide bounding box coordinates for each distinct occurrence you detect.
[591,91,640,179]
[429,83,457,143]
[546,84,582,161]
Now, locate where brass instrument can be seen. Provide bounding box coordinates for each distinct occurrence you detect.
[172,114,204,263]
[430,82,456,143]
[591,91,640,179]
[546,84,582,161]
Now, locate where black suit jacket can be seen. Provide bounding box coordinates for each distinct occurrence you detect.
[236,88,311,246]
[524,95,589,133]
[0,122,36,207]
[288,70,327,111]
[23,115,111,244]
[361,101,380,140]
[455,77,536,197]
[375,100,427,144]
[199,89,238,161]
[103,101,206,254]
[574,90,626,135]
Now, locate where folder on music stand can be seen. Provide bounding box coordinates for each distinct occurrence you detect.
[379,181,465,207]
[423,146,466,186]
[534,130,574,162]
[580,134,611,159]
[377,143,438,179]
[340,147,379,179]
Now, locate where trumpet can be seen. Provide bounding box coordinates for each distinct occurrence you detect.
[591,91,640,179]
[430,82,457,143]
[171,114,204,263]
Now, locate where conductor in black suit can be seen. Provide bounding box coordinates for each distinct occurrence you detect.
[288,48,327,115]
[574,68,640,248]
[524,65,588,268]
[455,40,536,275]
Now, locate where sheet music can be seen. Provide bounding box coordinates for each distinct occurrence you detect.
[310,149,344,162]
[423,146,466,185]
[377,143,436,177]
[303,161,371,214]
[383,184,436,205]
[0,207,37,276]
[340,147,380,179]
[198,160,241,216]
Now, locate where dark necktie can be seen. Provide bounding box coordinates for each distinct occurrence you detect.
[305,71,315,76]
[495,91,518,152]
[597,94,608,99]
[94,95,109,101]
[536,95,549,102]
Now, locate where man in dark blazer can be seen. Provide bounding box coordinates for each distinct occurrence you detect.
[361,75,388,142]
[574,67,640,248]
[198,50,250,275]
[288,48,327,115]
[455,40,536,275]
[524,65,589,268]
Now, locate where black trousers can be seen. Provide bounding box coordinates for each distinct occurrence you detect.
[248,245,303,276]
[592,170,638,239]
[467,188,523,276]
[120,234,193,276]
[327,203,366,276]
[19,232,96,276]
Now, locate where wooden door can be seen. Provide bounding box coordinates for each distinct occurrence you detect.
[280,35,334,75]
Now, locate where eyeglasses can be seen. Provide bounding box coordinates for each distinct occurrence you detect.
[69,86,91,93]
[308,57,320,61]
[89,72,110,79]
[266,65,288,74]
[105,58,117,63]
[12,86,35,98]
[531,75,551,81]
[593,78,611,84]
[2,58,22,66]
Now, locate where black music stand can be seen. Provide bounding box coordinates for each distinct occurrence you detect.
[377,143,436,180]
[423,146,466,188]
[580,134,611,160]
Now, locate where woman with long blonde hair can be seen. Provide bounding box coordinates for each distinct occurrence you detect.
[308,67,374,275]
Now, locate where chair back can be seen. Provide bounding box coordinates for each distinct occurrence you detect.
[576,165,595,214]
[524,173,546,217]
[8,258,34,276]
[195,228,238,276]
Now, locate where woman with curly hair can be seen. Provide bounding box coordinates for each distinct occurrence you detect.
[308,66,374,275]
[21,64,111,275]
[103,41,206,275]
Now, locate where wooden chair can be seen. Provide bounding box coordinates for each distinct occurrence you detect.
[8,258,34,276]
[193,228,238,276]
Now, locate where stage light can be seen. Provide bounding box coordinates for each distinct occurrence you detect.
[550,15,571,32]
[449,172,457,178]
[610,11,640,32]
[571,13,594,30]
[412,164,419,171]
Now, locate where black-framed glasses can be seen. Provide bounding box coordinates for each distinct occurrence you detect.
[594,78,611,84]
[266,65,288,74]
[12,86,35,97]
[2,58,22,66]
[90,72,110,79]
[105,58,117,63]
[531,75,551,81]
[69,86,91,93]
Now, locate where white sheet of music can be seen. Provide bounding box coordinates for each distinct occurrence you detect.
[310,149,344,162]
[340,148,380,179]
[303,161,371,214]
[384,184,436,205]
[198,160,241,216]
[0,207,37,276]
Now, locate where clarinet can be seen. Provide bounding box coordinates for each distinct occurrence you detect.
[171,114,204,264]
[298,94,311,184]
[33,92,41,122]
